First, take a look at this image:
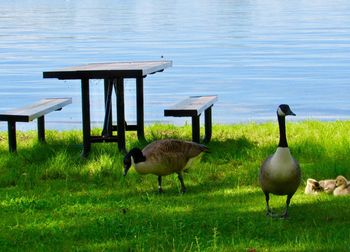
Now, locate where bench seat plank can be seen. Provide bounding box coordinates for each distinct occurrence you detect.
[0,98,72,152]
[164,95,218,117]
[164,95,217,143]
[0,98,72,122]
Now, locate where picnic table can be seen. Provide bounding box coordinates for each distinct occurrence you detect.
[43,60,172,156]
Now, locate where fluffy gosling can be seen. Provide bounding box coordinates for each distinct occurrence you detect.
[333,175,350,196]
[305,178,322,195]
[319,179,336,194]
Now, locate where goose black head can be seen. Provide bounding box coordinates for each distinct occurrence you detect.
[277,104,296,117]
[123,148,145,176]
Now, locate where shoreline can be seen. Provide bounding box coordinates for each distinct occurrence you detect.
[2,117,350,132]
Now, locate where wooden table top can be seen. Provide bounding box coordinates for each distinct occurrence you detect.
[43,60,172,80]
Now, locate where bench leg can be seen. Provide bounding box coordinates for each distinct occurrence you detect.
[191,115,200,143]
[203,107,212,143]
[38,116,45,142]
[8,120,17,152]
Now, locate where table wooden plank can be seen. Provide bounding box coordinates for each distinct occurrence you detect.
[43,60,172,79]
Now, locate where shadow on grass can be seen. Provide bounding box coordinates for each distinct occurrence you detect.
[2,183,350,251]
[0,132,126,188]
[204,136,257,163]
[1,128,350,192]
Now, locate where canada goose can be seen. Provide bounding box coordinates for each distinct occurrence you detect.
[319,179,336,194]
[123,139,208,193]
[304,178,322,195]
[259,104,301,218]
[333,175,350,196]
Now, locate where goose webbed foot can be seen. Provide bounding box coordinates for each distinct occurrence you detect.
[266,209,288,219]
[266,205,281,218]
[280,210,288,219]
[280,195,292,219]
[264,192,272,216]
[265,196,290,219]
[266,207,273,217]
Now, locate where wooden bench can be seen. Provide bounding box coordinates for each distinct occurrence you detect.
[0,98,72,152]
[164,95,218,143]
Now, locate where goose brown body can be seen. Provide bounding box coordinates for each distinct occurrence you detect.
[124,139,208,193]
[260,150,301,196]
[136,139,207,176]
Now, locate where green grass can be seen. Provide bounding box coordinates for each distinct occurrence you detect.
[1,121,350,251]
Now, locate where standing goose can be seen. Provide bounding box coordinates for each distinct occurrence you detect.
[333,175,350,196]
[123,139,208,193]
[259,104,301,218]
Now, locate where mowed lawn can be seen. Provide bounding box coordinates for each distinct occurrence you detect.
[0,121,350,251]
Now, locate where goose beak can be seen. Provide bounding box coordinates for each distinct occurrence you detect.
[287,110,296,116]
[123,165,130,176]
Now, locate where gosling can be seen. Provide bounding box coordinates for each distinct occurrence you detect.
[123,139,208,193]
[259,104,301,218]
[305,178,322,195]
[319,179,336,194]
[333,175,350,196]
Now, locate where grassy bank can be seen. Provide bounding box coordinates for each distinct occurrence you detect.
[1,121,350,251]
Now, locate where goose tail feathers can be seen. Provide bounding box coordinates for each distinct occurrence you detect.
[198,143,210,153]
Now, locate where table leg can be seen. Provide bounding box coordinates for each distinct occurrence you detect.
[136,77,145,141]
[192,115,200,143]
[203,107,212,143]
[115,78,126,152]
[102,79,113,137]
[81,78,91,157]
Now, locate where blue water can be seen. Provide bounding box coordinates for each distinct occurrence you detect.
[1,0,350,131]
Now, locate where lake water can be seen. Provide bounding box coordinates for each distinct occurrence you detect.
[1,0,350,131]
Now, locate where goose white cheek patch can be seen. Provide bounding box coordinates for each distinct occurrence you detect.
[277,107,285,116]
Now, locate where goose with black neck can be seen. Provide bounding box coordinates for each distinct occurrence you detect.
[259,104,301,218]
[123,139,208,193]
